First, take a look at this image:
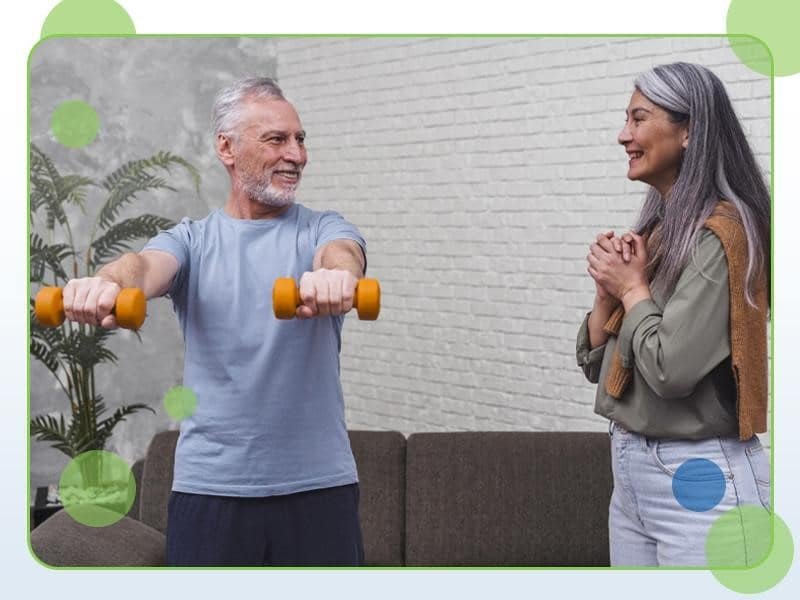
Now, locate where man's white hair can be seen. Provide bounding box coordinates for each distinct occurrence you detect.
[211,77,285,140]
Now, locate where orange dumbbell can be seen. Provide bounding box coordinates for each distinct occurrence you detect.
[272,277,381,321]
[34,286,147,330]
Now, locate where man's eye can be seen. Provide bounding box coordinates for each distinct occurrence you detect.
[297,136,306,145]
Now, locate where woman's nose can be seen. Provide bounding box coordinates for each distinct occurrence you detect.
[618,121,632,145]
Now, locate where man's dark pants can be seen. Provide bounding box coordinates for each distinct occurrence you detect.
[166,483,364,566]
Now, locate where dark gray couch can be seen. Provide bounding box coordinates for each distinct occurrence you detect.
[30,430,612,567]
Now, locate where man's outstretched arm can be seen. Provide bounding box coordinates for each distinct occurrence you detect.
[62,250,179,328]
[297,240,366,319]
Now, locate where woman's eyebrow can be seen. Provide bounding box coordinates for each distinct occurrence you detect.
[626,107,653,117]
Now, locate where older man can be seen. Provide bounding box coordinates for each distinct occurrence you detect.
[62,77,366,566]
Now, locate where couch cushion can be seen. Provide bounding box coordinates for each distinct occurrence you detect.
[30,509,165,566]
[127,458,145,521]
[348,430,406,566]
[139,430,178,533]
[405,432,612,566]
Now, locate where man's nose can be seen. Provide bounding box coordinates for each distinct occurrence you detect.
[282,139,305,164]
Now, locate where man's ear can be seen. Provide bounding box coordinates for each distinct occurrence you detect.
[216,133,236,167]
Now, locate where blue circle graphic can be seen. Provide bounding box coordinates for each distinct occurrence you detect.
[671,458,726,512]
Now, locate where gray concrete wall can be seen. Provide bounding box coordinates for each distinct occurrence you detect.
[29,37,279,494]
[29,37,771,495]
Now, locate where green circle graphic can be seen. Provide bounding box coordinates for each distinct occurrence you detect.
[41,0,135,38]
[163,385,198,421]
[706,505,794,594]
[51,100,100,148]
[727,0,800,76]
[58,450,136,527]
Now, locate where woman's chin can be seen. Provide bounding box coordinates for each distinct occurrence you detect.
[626,170,651,185]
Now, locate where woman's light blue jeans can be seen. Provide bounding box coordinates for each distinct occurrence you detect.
[608,421,771,566]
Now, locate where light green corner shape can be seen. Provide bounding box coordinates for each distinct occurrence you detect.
[707,506,794,594]
[727,0,800,76]
[41,0,135,39]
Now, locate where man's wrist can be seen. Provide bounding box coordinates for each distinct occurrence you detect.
[95,269,122,288]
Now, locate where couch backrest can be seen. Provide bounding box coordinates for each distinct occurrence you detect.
[348,430,406,566]
[139,430,179,533]
[128,458,145,521]
[137,429,407,566]
[137,429,612,566]
[405,432,612,566]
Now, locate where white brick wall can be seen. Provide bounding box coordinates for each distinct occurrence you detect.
[275,37,771,435]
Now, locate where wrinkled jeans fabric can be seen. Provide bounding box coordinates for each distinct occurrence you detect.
[608,421,771,566]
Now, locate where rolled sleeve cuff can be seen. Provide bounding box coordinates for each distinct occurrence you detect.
[617,299,662,367]
[576,312,607,367]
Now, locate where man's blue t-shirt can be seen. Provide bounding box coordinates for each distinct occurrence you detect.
[143,203,365,497]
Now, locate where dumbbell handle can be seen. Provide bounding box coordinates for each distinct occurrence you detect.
[34,286,147,330]
[273,277,381,321]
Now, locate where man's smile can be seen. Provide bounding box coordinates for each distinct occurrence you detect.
[273,169,300,183]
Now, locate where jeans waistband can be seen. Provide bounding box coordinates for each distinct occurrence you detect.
[608,420,749,450]
[609,420,630,436]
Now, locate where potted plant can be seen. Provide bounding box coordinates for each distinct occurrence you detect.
[29,143,199,459]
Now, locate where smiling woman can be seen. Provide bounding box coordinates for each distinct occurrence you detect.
[618,90,688,198]
[576,62,771,567]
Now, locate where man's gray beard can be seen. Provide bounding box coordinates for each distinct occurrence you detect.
[240,174,298,208]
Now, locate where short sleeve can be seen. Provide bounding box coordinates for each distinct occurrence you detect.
[314,210,367,272]
[142,218,192,296]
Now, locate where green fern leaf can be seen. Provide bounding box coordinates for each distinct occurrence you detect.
[31,174,67,231]
[30,414,75,457]
[30,145,69,230]
[98,152,199,230]
[57,174,95,209]
[30,338,62,376]
[30,232,72,282]
[30,308,66,348]
[30,144,61,182]
[58,329,118,370]
[90,214,175,268]
[95,403,155,448]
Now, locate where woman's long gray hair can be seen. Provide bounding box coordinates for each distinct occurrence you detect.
[633,62,770,306]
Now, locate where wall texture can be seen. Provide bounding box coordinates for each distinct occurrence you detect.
[273,37,770,435]
[28,37,771,494]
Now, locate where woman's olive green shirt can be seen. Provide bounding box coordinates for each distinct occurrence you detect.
[576,229,739,439]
